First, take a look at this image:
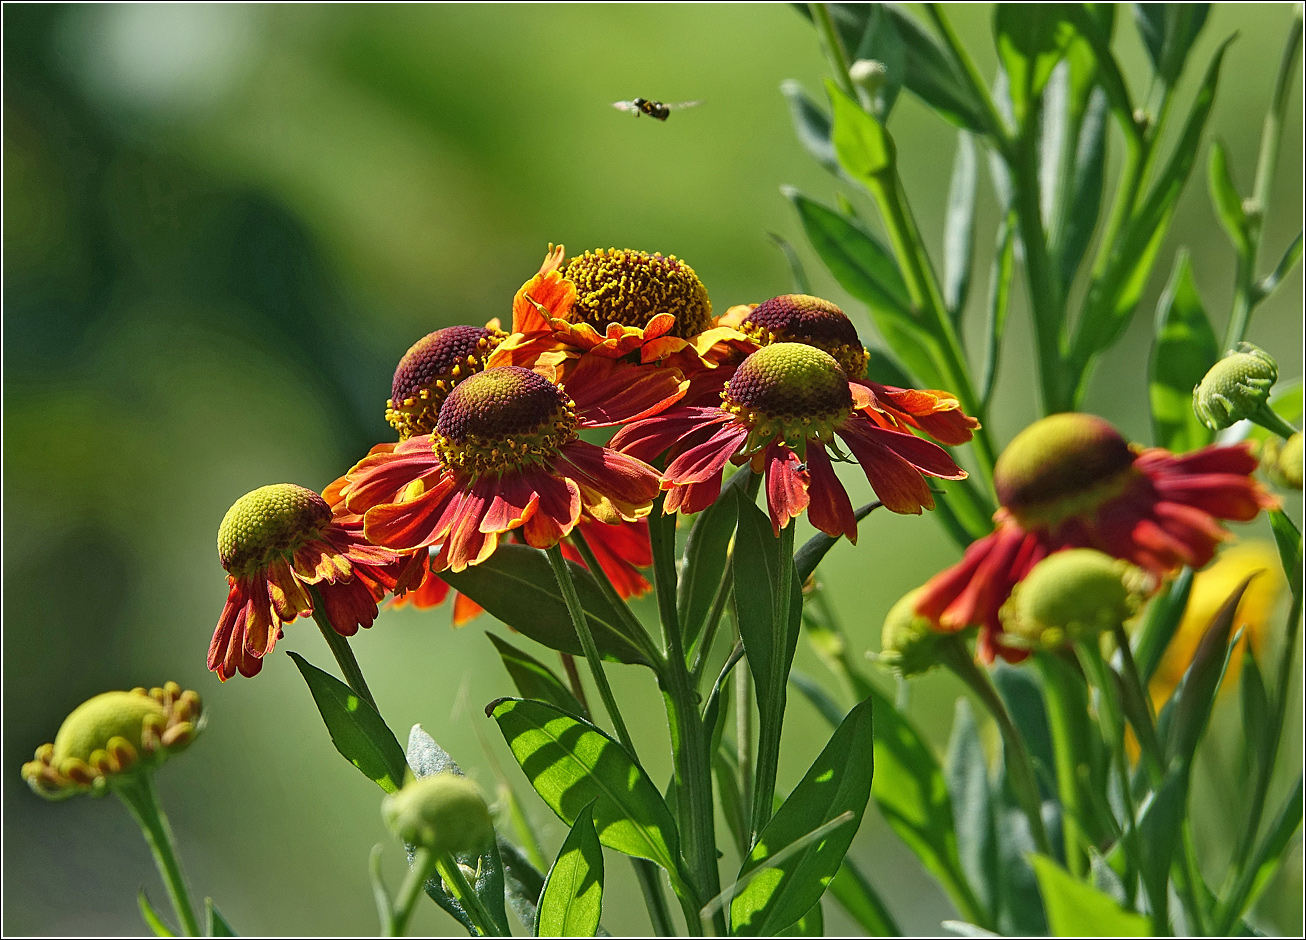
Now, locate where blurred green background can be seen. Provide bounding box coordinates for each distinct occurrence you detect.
[4,3,1302,936]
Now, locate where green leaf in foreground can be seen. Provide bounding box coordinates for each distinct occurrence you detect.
[137,889,175,938]
[1149,250,1218,453]
[290,652,406,793]
[1030,854,1150,936]
[487,698,683,884]
[205,898,236,937]
[731,698,875,935]
[535,803,603,937]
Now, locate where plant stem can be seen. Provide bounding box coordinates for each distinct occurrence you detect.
[309,591,380,714]
[545,544,636,757]
[749,521,797,843]
[116,775,201,937]
[389,847,437,937]
[925,4,1015,154]
[569,528,664,665]
[732,607,754,825]
[632,859,678,937]
[810,3,855,99]
[434,852,505,938]
[649,505,725,935]
[690,568,733,682]
[559,653,591,718]
[938,637,1052,857]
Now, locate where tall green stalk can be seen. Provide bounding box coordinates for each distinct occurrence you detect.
[116,775,201,937]
[310,589,380,714]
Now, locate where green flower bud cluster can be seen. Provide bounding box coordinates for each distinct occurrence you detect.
[23,684,203,800]
[1193,344,1296,438]
[1000,549,1148,650]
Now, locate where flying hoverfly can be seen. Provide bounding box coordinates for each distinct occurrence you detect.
[612,97,702,121]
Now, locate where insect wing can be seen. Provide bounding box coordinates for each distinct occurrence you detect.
[612,100,642,114]
[664,100,703,111]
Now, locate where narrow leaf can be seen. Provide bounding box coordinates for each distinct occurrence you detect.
[1030,854,1151,936]
[488,698,682,880]
[1149,250,1219,452]
[1208,140,1248,253]
[1258,232,1303,299]
[205,899,236,937]
[1134,567,1194,685]
[946,699,998,923]
[1238,776,1304,916]
[1135,764,1190,919]
[679,469,747,650]
[289,652,406,793]
[769,232,814,295]
[137,889,175,938]
[1058,87,1109,287]
[794,501,882,582]
[880,3,987,131]
[1132,3,1211,84]
[780,80,839,176]
[980,213,1017,408]
[1268,509,1302,604]
[731,698,876,935]
[830,80,896,181]
[994,4,1076,124]
[943,131,978,318]
[1239,650,1273,776]
[535,803,603,937]
[488,633,587,718]
[439,544,649,665]
[854,5,906,120]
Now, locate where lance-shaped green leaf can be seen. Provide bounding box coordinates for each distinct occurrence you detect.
[1208,140,1248,253]
[488,633,587,718]
[1058,87,1109,287]
[205,899,236,937]
[731,698,876,935]
[1240,649,1273,777]
[794,501,883,582]
[830,78,897,181]
[535,803,603,937]
[770,232,814,295]
[981,213,1017,409]
[440,544,650,665]
[137,890,175,938]
[827,858,901,936]
[680,468,749,650]
[1030,854,1150,936]
[1163,574,1258,766]
[943,131,978,319]
[487,698,683,884]
[290,653,406,793]
[781,80,840,176]
[1149,250,1219,453]
[1134,763,1190,923]
[784,187,941,388]
[789,672,985,924]
[1268,509,1302,604]
[947,700,998,923]
[1134,567,1194,685]
[1221,776,1304,926]
[994,4,1076,124]
[1258,233,1303,299]
[1132,3,1210,85]
[854,5,905,120]
[1070,38,1232,394]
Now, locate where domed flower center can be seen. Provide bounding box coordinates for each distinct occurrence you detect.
[53,691,168,766]
[742,294,868,378]
[218,484,332,576]
[723,343,853,448]
[386,325,506,439]
[995,413,1138,526]
[561,248,712,338]
[433,367,578,477]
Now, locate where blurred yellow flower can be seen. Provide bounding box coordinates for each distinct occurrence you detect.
[1150,539,1289,703]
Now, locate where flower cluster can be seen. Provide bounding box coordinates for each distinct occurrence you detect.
[207,248,983,679]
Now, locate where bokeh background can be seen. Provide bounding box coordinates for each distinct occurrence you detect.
[4,3,1302,936]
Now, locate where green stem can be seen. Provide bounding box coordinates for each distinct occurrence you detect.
[115,775,201,937]
[545,544,637,757]
[938,638,1052,857]
[690,569,733,682]
[632,859,678,937]
[925,4,1015,154]
[309,590,380,714]
[559,653,591,718]
[732,606,754,829]
[1032,654,1090,877]
[389,846,437,937]
[569,528,664,665]
[1252,401,1301,440]
[810,3,856,99]
[649,505,724,935]
[750,521,798,843]
[434,851,506,938]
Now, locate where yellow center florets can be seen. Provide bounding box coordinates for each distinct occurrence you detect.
[386,325,507,440]
[218,484,332,577]
[722,343,853,452]
[994,413,1137,528]
[433,367,578,478]
[561,248,712,338]
[742,294,869,378]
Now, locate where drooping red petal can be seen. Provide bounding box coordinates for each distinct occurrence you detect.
[835,424,935,514]
[452,592,485,626]
[566,356,688,426]
[480,472,541,534]
[764,443,810,535]
[343,440,446,514]
[521,473,582,548]
[556,440,664,509]
[663,421,750,487]
[804,444,858,542]
[363,474,462,551]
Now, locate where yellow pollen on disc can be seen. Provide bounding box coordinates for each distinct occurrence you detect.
[561,248,712,338]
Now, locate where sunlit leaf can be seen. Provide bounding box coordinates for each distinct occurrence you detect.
[137,889,175,938]
[205,899,236,937]
[1149,250,1219,452]
[1132,3,1210,84]
[535,803,603,937]
[1030,854,1150,936]
[1134,567,1194,685]
[994,4,1076,124]
[488,633,587,719]
[1258,233,1303,299]
[289,652,406,793]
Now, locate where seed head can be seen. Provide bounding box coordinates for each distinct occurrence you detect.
[218,484,331,576]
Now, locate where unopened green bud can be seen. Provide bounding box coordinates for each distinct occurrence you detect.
[850,59,888,95]
[22,684,203,800]
[877,588,941,678]
[1001,549,1147,649]
[1193,344,1279,430]
[382,772,494,857]
[1263,432,1304,490]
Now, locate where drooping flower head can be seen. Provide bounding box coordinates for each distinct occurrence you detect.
[209,483,423,681]
[877,588,945,679]
[344,357,684,572]
[23,684,202,799]
[915,412,1278,663]
[490,245,740,376]
[999,549,1149,650]
[612,341,968,540]
[386,324,507,440]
